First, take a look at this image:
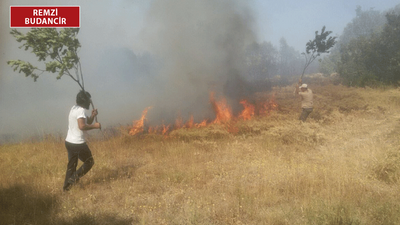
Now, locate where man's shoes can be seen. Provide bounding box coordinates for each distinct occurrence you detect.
[63,183,73,192]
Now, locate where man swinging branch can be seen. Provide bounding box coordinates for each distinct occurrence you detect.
[295,79,313,122]
[7,28,103,191]
[63,90,101,191]
[291,26,335,122]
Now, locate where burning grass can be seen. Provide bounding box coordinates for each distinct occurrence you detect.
[2,78,400,224]
[128,91,279,136]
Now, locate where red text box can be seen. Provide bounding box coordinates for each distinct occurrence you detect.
[10,6,80,28]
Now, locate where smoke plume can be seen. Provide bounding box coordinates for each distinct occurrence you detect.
[140,0,257,123]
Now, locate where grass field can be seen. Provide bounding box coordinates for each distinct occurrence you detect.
[2,77,400,224]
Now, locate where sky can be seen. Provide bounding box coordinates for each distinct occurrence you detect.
[254,0,399,49]
[0,0,399,142]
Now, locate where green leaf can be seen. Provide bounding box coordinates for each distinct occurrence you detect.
[8,28,84,86]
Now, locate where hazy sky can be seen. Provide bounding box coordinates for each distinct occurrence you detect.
[1,0,399,141]
[254,0,400,49]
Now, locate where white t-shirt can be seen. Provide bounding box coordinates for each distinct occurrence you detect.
[65,105,87,144]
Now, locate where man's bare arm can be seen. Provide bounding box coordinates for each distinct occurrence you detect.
[78,118,101,130]
[86,109,98,125]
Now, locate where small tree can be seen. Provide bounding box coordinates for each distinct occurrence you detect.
[7,28,97,118]
[300,26,336,79]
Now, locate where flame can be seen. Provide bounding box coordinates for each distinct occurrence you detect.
[129,92,278,136]
[210,92,232,123]
[175,116,183,129]
[239,100,255,120]
[129,107,151,135]
[162,124,170,135]
[259,96,278,116]
[195,119,207,128]
[148,126,158,134]
[185,115,194,128]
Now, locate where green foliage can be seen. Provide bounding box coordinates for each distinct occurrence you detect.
[7,60,39,81]
[339,13,400,86]
[338,36,377,86]
[301,26,336,78]
[318,7,385,78]
[319,52,340,75]
[373,13,400,83]
[305,26,336,55]
[7,28,85,89]
[340,6,385,46]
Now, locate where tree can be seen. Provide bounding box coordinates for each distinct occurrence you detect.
[341,6,385,46]
[300,26,336,79]
[320,6,385,76]
[245,41,279,80]
[7,28,97,113]
[279,37,302,76]
[338,12,400,86]
[338,36,377,86]
[373,13,400,83]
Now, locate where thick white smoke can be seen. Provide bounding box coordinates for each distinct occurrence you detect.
[140,0,257,123]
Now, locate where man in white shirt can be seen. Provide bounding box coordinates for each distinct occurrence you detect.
[295,79,313,122]
[63,90,101,191]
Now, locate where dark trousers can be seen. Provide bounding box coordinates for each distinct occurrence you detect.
[299,108,313,122]
[63,141,94,191]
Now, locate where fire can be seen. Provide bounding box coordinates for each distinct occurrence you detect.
[195,120,207,128]
[239,100,255,120]
[148,126,158,134]
[259,95,278,116]
[129,92,278,136]
[162,124,170,135]
[185,115,194,128]
[129,106,151,135]
[210,92,232,123]
[175,116,183,129]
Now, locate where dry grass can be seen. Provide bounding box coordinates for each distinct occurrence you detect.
[2,78,400,224]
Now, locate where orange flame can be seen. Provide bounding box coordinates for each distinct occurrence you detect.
[210,92,232,123]
[175,116,183,129]
[195,119,207,128]
[148,125,158,134]
[185,115,194,128]
[239,100,255,120]
[129,92,278,136]
[162,124,170,135]
[129,107,151,135]
[259,96,278,116]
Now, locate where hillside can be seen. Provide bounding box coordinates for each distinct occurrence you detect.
[2,77,400,224]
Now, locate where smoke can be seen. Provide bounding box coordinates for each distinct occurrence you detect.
[0,0,258,141]
[139,0,257,123]
[0,0,149,142]
[0,1,9,85]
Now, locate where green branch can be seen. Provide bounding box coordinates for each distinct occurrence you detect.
[301,26,337,78]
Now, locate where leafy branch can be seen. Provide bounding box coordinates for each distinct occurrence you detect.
[7,28,98,122]
[7,28,85,90]
[301,26,337,78]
